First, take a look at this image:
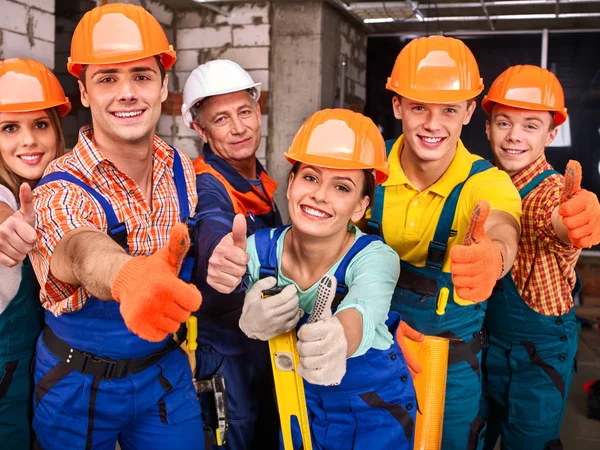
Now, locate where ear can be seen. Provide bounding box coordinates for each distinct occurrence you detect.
[160,74,169,103]
[485,120,491,141]
[351,195,370,223]
[286,171,295,201]
[256,101,262,128]
[546,126,559,147]
[463,101,476,125]
[192,122,207,141]
[79,80,90,108]
[392,96,403,120]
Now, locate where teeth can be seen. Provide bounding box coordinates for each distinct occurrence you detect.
[19,154,42,162]
[302,206,331,218]
[113,110,143,118]
[504,149,525,155]
[422,137,443,143]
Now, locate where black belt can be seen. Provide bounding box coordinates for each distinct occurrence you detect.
[42,325,186,380]
[439,328,488,378]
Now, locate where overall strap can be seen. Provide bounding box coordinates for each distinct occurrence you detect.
[426,159,494,270]
[171,148,196,283]
[366,139,395,238]
[519,170,560,200]
[256,226,289,279]
[332,234,383,307]
[37,173,128,251]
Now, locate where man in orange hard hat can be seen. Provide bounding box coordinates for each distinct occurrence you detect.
[29,4,204,449]
[481,65,600,450]
[367,36,522,449]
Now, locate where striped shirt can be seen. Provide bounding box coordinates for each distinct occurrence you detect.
[511,155,580,316]
[31,126,197,316]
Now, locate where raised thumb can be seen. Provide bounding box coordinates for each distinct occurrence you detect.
[560,160,582,204]
[18,183,35,227]
[161,223,190,273]
[232,213,247,250]
[463,200,490,246]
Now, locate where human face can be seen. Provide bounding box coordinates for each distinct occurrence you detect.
[486,104,557,177]
[0,110,57,182]
[193,91,261,166]
[287,164,369,239]
[392,96,475,165]
[79,57,168,146]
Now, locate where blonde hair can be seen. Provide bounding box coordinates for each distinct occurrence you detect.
[0,107,66,198]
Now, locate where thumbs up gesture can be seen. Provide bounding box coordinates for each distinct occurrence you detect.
[207,214,250,294]
[449,201,503,303]
[0,183,38,267]
[558,160,600,248]
[111,223,203,342]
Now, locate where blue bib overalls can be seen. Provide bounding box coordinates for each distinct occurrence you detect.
[32,150,204,450]
[0,258,44,449]
[254,226,416,450]
[368,140,494,450]
[481,170,579,450]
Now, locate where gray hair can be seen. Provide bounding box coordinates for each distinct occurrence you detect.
[190,88,259,126]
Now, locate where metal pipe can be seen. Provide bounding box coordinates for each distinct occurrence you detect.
[480,1,496,30]
[325,0,374,32]
[371,27,600,37]
[339,55,347,108]
[541,28,549,68]
[351,0,600,10]
[556,0,561,16]
[364,12,600,23]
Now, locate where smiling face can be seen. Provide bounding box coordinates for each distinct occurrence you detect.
[487,104,557,177]
[79,57,168,146]
[286,164,370,239]
[0,110,58,183]
[193,90,262,167]
[393,96,475,167]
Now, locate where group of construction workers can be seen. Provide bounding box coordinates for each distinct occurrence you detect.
[0,2,598,450]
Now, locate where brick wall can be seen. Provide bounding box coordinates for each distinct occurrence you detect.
[577,253,600,307]
[158,2,271,164]
[0,0,55,68]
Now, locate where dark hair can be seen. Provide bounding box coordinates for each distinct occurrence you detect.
[288,162,375,207]
[79,56,166,89]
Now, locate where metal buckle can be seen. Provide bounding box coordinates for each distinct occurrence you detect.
[107,223,128,250]
[426,241,447,269]
[81,352,117,379]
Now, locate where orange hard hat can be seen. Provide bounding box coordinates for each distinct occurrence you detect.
[482,65,568,126]
[67,3,177,78]
[285,109,389,185]
[386,36,484,103]
[0,58,71,117]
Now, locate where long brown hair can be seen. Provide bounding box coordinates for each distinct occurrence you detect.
[0,107,66,198]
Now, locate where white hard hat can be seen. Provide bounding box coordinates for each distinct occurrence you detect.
[181,59,261,128]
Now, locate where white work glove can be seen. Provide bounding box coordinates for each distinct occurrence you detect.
[297,315,347,386]
[239,277,302,341]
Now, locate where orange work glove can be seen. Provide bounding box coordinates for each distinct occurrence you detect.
[111,224,202,342]
[558,160,600,248]
[449,201,503,303]
[396,321,425,378]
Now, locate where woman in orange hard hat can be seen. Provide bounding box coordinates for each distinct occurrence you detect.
[0,58,70,450]
[207,108,422,449]
[367,36,523,449]
[481,65,600,450]
[28,4,204,449]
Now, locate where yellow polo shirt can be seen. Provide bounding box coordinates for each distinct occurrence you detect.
[380,135,521,272]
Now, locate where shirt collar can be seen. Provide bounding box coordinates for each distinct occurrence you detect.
[510,154,552,192]
[202,143,266,193]
[383,134,474,198]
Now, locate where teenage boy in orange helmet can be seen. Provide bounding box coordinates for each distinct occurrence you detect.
[29,4,204,449]
[368,36,522,449]
[481,65,600,450]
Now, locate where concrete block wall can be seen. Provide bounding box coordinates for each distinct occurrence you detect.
[160,2,271,164]
[0,0,55,69]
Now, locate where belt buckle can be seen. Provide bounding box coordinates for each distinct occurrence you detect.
[81,352,117,379]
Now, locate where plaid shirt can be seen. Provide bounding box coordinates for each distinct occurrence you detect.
[511,155,580,316]
[31,126,197,316]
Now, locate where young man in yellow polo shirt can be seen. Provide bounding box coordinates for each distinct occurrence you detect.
[481,65,600,450]
[368,36,522,450]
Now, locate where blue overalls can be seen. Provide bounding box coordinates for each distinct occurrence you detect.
[254,226,417,450]
[33,150,204,450]
[368,140,494,450]
[0,259,44,449]
[481,171,579,450]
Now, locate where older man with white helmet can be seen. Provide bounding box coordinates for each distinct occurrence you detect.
[182,60,282,450]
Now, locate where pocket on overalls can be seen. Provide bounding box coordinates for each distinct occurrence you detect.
[155,349,201,426]
[522,342,566,399]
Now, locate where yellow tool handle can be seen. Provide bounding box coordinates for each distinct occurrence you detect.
[187,316,198,351]
[436,287,449,315]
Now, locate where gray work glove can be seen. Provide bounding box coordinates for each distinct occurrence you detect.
[239,277,302,341]
[297,315,347,386]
